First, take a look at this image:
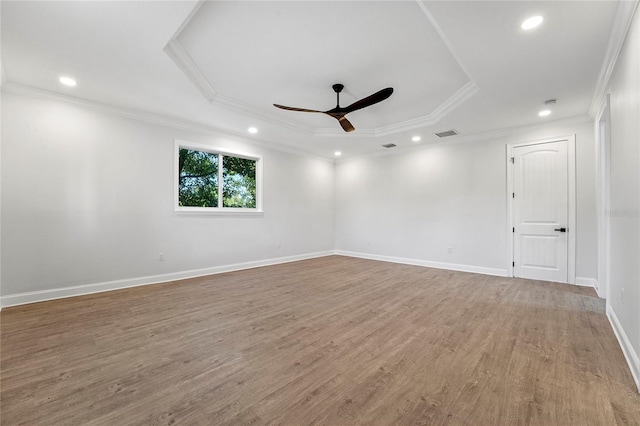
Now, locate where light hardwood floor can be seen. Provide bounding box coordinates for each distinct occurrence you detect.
[1,256,639,425]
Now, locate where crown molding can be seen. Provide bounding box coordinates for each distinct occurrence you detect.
[316,1,480,138]
[375,80,479,136]
[169,0,205,40]
[314,80,479,138]
[449,114,592,146]
[588,0,639,117]
[163,1,317,136]
[215,94,314,135]
[164,38,315,135]
[1,82,333,163]
[163,1,213,101]
[165,0,478,138]
[164,39,217,103]
[335,114,592,163]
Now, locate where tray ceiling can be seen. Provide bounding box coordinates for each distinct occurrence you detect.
[0,1,626,158]
[172,1,474,135]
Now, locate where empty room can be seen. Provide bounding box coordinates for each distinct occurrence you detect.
[1,1,639,424]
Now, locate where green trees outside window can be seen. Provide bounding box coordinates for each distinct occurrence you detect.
[178,149,219,207]
[178,148,257,209]
[222,156,257,208]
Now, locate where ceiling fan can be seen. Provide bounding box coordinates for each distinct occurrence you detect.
[273,84,394,132]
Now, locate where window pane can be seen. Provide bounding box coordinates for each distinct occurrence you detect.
[222,156,257,208]
[178,149,219,207]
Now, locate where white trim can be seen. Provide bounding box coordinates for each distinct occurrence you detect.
[164,39,217,103]
[168,39,316,132]
[1,82,332,163]
[596,95,611,299]
[588,0,640,118]
[567,136,577,284]
[168,0,205,40]
[164,0,478,138]
[370,81,479,137]
[0,251,335,309]
[162,1,218,104]
[453,115,591,147]
[214,94,314,135]
[506,135,577,284]
[315,81,479,138]
[607,305,640,393]
[335,115,592,164]
[2,82,591,165]
[574,277,598,289]
[335,250,508,277]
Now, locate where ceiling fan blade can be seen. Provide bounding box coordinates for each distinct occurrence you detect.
[273,104,324,113]
[344,87,394,114]
[337,115,355,132]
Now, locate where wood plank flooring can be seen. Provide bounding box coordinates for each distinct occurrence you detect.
[1,256,639,425]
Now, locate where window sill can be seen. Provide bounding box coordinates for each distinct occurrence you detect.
[175,208,264,217]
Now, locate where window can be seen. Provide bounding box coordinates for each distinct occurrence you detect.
[175,141,262,214]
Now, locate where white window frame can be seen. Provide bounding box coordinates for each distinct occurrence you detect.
[174,140,263,215]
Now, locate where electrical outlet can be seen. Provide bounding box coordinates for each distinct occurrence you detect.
[158,252,164,262]
[367,240,372,246]
[276,242,281,249]
[447,247,453,254]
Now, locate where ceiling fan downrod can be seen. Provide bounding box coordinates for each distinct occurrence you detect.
[332,83,344,108]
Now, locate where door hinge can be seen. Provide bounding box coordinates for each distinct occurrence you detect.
[512,261,515,267]
[510,157,514,164]
[512,227,515,233]
[512,193,515,198]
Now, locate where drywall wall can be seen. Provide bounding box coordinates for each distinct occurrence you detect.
[334,119,597,280]
[1,92,334,301]
[0,88,3,310]
[605,5,640,388]
[0,90,600,308]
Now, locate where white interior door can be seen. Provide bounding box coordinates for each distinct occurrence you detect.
[512,140,569,283]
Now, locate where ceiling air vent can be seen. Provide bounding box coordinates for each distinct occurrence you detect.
[435,129,459,138]
[382,143,397,148]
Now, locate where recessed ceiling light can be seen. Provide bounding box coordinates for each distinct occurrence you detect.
[538,109,551,117]
[248,127,258,134]
[334,151,342,157]
[59,76,77,87]
[412,136,421,142]
[521,15,543,30]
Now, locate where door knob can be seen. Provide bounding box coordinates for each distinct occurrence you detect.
[554,227,567,232]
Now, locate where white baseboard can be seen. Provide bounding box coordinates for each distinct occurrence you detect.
[575,277,599,289]
[3,250,636,396]
[335,250,509,277]
[607,304,640,393]
[0,251,335,308]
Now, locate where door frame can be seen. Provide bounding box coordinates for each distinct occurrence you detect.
[596,95,611,299]
[506,135,577,283]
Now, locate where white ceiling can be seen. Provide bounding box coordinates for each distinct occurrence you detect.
[1,1,623,159]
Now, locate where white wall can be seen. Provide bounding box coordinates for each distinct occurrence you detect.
[1,92,334,302]
[0,91,601,306]
[335,119,597,280]
[604,4,640,388]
